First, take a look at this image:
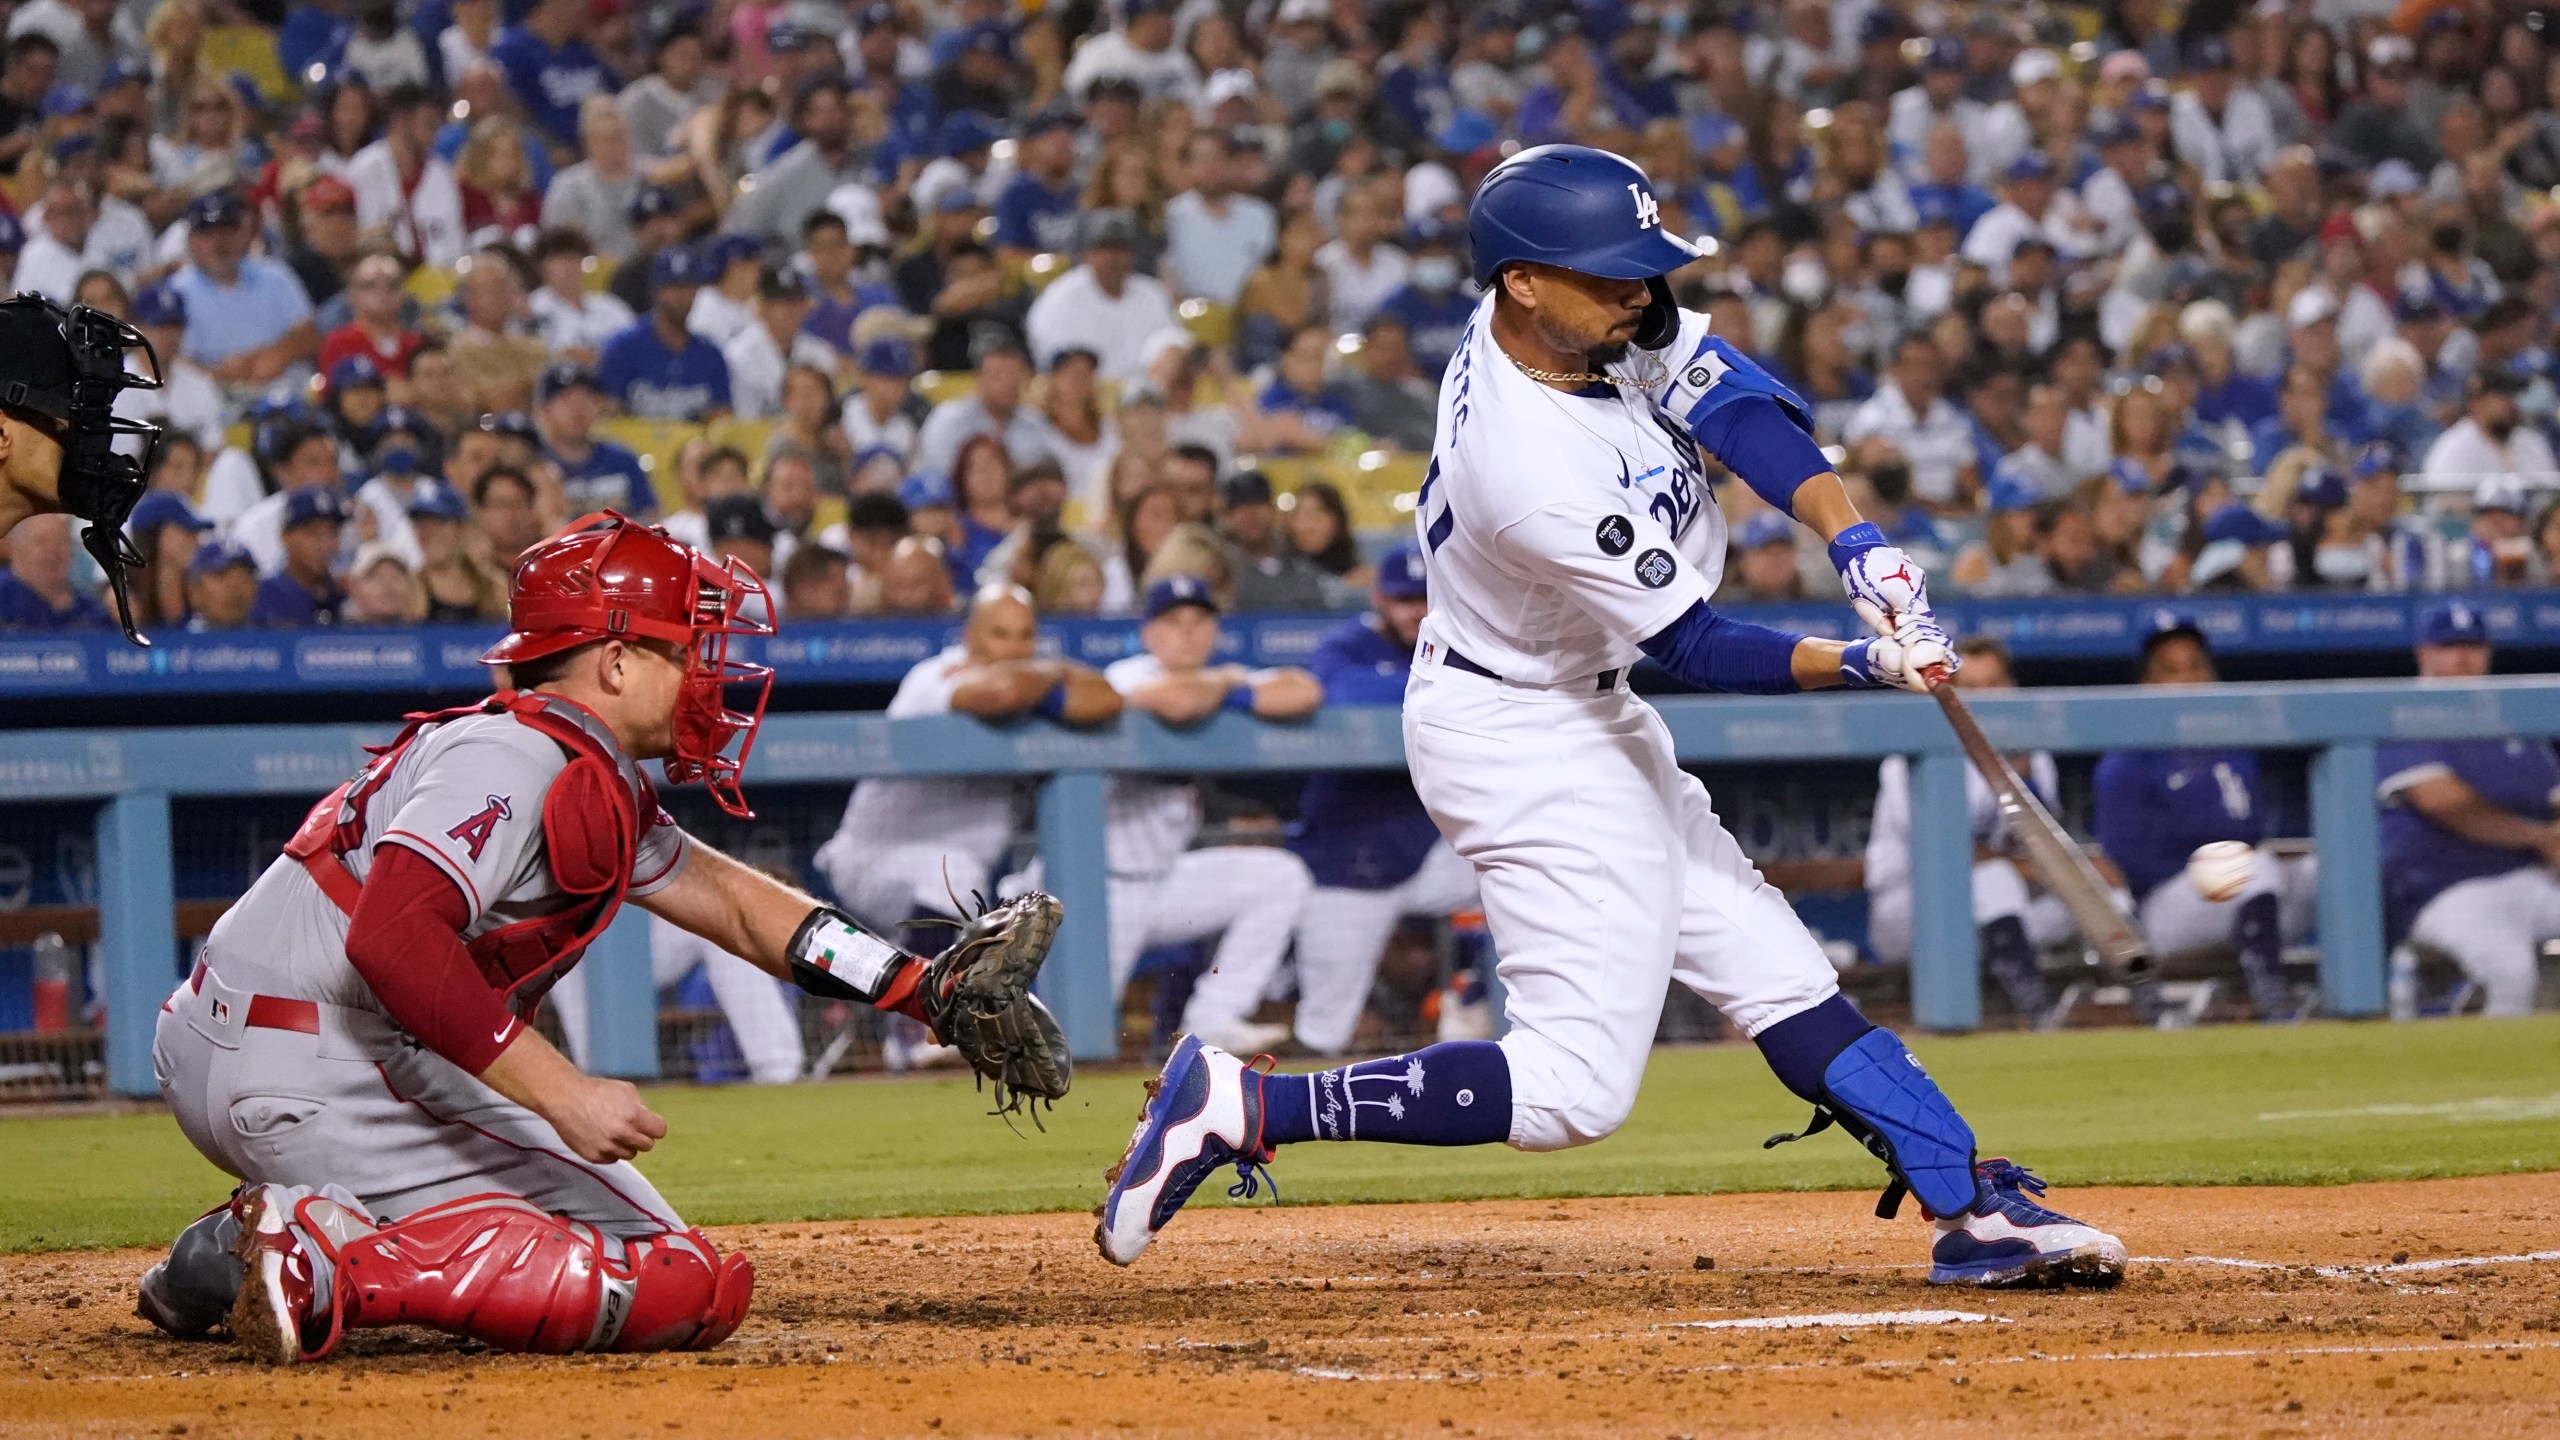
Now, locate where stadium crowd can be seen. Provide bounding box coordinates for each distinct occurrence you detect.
[1,0,2560,633]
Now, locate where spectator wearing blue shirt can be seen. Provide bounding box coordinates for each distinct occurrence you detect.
[797,210,898,354]
[251,488,353,627]
[1255,323,1357,453]
[1284,543,1481,1055]
[2091,611,2314,1020]
[933,19,1017,124]
[598,246,732,421]
[846,4,935,156]
[1374,220,1475,381]
[1515,28,1653,146]
[0,512,111,630]
[1375,11,1452,151]
[1907,123,1999,243]
[168,190,317,388]
[2377,601,2560,1017]
[991,111,1084,265]
[1681,112,1773,237]
[2182,303,2279,432]
[489,0,610,157]
[183,539,260,632]
[536,360,653,515]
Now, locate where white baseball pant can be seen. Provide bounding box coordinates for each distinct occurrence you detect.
[1287,841,1482,1055]
[2405,865,2560,1017]
[813,835,995,935]
[550,914,807,1084]
[2136,848,2318,957]
[1867,858,2031,965]
[1404,664,1839,1153]
[1107,845,1315,1038]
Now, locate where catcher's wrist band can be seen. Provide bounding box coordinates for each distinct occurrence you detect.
[785,907,906,1002]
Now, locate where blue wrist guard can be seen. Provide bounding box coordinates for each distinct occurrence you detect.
[1826,521,1888,572]
[1838,638,1882,688]
[1031,681,1069,721]
[1222,683,1257,713]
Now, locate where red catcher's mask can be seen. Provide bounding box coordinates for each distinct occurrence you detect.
[485,512,776,817]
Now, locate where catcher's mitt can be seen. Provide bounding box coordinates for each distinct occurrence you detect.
[916,891,1071,1123]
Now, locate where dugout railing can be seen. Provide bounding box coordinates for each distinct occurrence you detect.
[6,676,2560,1098]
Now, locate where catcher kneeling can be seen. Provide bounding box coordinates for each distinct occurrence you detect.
[135,514,1070,1363]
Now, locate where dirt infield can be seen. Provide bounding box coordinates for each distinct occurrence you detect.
[3,1174,2557,1438]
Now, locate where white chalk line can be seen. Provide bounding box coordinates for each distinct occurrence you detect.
[1220,1248,2560,1286]
[2257,1093,2560,1124]
[2143,1249,2560,1277]
[1284,1336,2560,1385]
[1661,1309,2006,1331]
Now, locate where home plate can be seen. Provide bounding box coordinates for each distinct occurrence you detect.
[1664,1310,2008,1331]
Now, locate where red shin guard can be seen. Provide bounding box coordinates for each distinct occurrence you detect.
[326,1195,753,1353]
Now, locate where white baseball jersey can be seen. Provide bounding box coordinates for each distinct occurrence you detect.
[1411,296,1729,684]
[833,645,1024,875]
[205,709,692,1011]
[1101,653,1206,879]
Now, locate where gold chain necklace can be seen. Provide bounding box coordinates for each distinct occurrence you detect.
[1508,354,1626,387]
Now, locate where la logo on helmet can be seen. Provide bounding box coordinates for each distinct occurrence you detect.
[1627,183,1660,230]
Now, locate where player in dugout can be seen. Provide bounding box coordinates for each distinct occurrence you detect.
[136,515,1068,1364]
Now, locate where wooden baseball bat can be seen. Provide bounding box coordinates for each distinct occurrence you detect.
[1928,681,2155,984]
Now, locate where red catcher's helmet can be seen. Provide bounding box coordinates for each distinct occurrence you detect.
[484,512,775,817]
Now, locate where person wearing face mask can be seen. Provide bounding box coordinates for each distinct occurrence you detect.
[2424,370,2558,499]
[1375,219,1476,380]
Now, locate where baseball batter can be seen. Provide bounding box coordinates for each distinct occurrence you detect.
[1866,635,2076,1026]
[135,514,1067,1364]
[0,294,166,640]
[1102,146,2125,1289]
[1285,542,1483,1057]
[2093,610,2316,1021]
[2378,598,2560,1017]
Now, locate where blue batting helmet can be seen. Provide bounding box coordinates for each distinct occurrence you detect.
[1466,144,1698,347]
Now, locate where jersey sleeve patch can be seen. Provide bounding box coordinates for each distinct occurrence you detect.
[1633,548,1677,588]
[1596,514,1634,556]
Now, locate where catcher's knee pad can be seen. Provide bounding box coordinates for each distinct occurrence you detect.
[332,1195,752,1354]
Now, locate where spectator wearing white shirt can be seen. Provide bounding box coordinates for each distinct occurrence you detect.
[1962,149,2098,283]
[1844,332,1980,509]
[2079,116,2154,254]
[346,83,468,268]
[721,264,839,420]
[116,280,224,455]
[525,226,634,363]
[1162,130,1277,304]
[1313,186,1411,333]
[2424,371,2560,491]
[438,0,499,89]
[841,335,927,463]
[2168,34,2279,186]
[1887,39,1987,180]
[539,96,643,261]
[1024,209,1177,383]
[12,175,104,302]
[913,336,1059,479]
[685,233,764,346]
[1059,0,1202,105]
[1969,48,2059,184]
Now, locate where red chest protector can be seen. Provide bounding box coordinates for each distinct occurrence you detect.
[285,690,657,1012]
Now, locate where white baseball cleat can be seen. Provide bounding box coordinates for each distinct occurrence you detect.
[1927,1159,2127,1288]
[1094,1035,1271,1267]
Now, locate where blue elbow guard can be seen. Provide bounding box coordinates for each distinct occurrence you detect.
[1689,396,1831,517]
[1639,600,1801,694]
[1767,1029,1980,1219]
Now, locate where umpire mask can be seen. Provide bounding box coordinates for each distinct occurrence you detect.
[0,295,165,645]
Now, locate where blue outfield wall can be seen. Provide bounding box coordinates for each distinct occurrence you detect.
[5,676,2560,1097]
[5,590,2560,698]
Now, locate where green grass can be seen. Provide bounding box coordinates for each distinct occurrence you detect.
[10,1016,2560,1253]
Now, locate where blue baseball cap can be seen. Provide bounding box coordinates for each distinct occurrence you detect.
[186,537,257,577]
[2393,289,2446,324]
[857,337,915,376]
[2095,114,2144,149]
[186,189,250,229]
[405,478,470,520]
[0,209,21,252]
[2418,597,2489,647]
[100,59,148,91]
[765,20,817,52]
[326,354,384,392]
[42,84,92,118]
[1924,37,1966,72]
[1737,509,1797,548]
[629,184,682,224]
[479,410,540,444]
[2294,466,2348,510]
[2140,606,2207,652]
[709,231,764,269]
[1985,474,2045,514]
[2202,502,2286,548]
[898,470,953,509]
[285,486,353,529]
[537,359,603,402]
[2004,150,2057,184]
[931,184,984,215]
[132,281,186,326]
[1375,542,1426,599]
[1436,109,1498,154]
[651,244,710,288]
[1859,7,1908,43]
[2351,441,2403,480]
[938,110,1004,158]
[1023,109,1077,141]
[371,403,429,440]
[961,20,1014,59]
[1144,573,1220,620]
[126,491,212,537]
[855,2,900,33]
[50,132,96,164]
[1403,215,1458,251]
[2187,34,2234,71]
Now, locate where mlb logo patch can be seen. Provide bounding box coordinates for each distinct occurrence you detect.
[1633,548,1677,589]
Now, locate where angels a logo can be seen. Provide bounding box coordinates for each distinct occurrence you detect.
[1595,514,1634,556]
[1633,548,1677,589]
[446,794,515,861]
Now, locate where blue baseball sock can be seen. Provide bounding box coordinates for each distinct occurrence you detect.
[1753,992,1875,1102]
[1258,1042,1513,1146]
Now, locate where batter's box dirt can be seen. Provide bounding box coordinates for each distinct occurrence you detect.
[4,1175,2557,1438]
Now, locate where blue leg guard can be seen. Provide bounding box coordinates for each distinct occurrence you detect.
[1765,1029,1979,1219]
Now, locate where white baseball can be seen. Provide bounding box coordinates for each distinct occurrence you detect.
[2185,840,2257,903]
